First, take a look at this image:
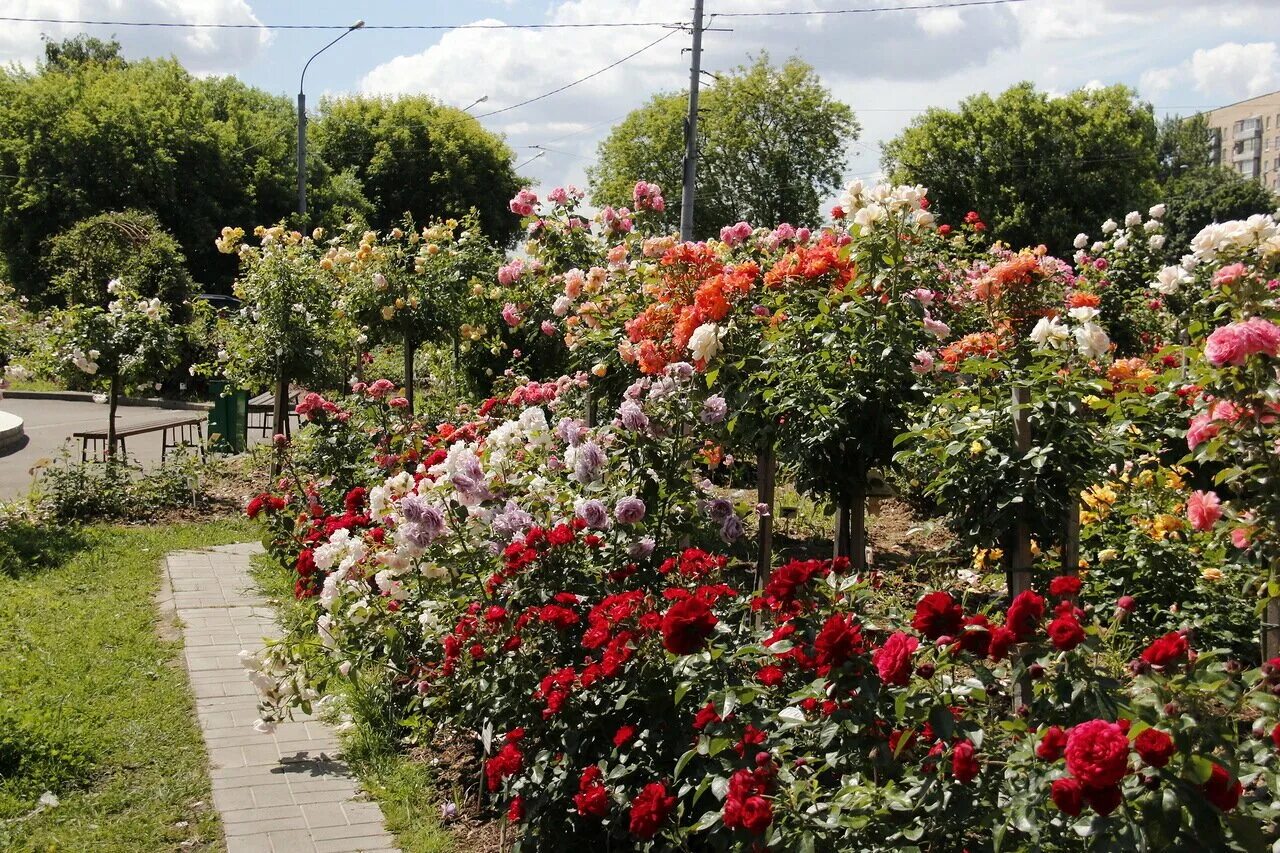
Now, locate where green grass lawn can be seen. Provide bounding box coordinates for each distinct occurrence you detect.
[0,520,254,852]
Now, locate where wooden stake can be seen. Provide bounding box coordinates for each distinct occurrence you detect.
[756,439,776,589]
[1062,495,1080,577]
[106,372,121,460]
[1264,556,1280,660]
[1009,384,1033,710]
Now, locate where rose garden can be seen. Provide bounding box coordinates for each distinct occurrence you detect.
[121,175,1272,851]
[1,41,1279,853]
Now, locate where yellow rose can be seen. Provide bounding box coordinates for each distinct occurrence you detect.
[969,441,984,455]
[1097,548,1118,563]
[591,363,607,377]
[1201,568,1224,582]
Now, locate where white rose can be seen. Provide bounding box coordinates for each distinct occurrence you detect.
[1074,322,1111,359]
[1148,234,1166,251]
[1124,211,1141,228]
[1029,316,1070,349]
[1113,236,1129,251]
[1152,265,1187,295]
[1073,233,1089,249]
[1101,219,1118,234]
[687,323,723,363]
[1149,203,1166,219]
[1068,306,1099,323]
[1091,241,1106,254]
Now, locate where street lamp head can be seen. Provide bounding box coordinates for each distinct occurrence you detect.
[477,94,489,103]
[351,20,366,29]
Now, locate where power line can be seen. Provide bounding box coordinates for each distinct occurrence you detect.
[0,16,687,31]
[0,0,1031,30]
[447,29,680,127]
[226,30,680,168]
[716,0,1029,17]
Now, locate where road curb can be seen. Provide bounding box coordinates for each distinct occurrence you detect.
[4,390,213,411]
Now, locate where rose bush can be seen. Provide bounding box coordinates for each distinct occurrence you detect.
[239,183,1280,850]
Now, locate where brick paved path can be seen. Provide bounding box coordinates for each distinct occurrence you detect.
[164,543,398,853]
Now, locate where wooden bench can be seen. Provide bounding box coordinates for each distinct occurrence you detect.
[248,388,303,436]
[74,416,206,463]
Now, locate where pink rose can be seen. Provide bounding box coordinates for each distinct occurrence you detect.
[1241,317,1280,359]
[1187,490,1222,532]
[1212,262,1246,288]
[1205,324,1249,367]
[502,303,523,328]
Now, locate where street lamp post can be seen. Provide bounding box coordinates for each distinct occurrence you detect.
[297,20,364,219]
[275,19,364,470]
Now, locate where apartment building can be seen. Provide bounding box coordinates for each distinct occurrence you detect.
[1205,90,1280,190]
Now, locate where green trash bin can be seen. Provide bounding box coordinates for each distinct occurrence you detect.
[207,380,249,453]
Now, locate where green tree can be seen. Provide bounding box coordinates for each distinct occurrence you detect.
[310,95,523,245]
[1161,166,1278,254]
[0,42,310,299]
[589,55,858,236]
[40,34,126,72]
[1156,113,1213,181]
[882,82,1159,254]
[47,210,194,313]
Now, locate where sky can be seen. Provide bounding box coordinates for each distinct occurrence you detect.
[2,0,1280,208]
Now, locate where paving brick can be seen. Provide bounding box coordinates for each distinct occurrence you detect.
[166,545,398,852]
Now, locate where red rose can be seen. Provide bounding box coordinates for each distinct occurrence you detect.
[814,612,864,668]
[957,614,992,656]
[1134,728,1175,768]
[1141,631,1189,668]
[756,665,786,687]
[872,632,919,686]
[1048,614,1086,651]
[988,625,1017,661]
[1036,726,1068,761]
[1006,590,1045,641]
[507,795,524,822]
[574,766,610,818]
[661,596,717,655]
[1084,784,1122,816]
[1271,723,1280,749]
[628,781,675,839]
[1051,777,1083,816]
[952,739,980,783]
[739,795,773,834]
[1049,575,1082,597]
[692,702,721,730]
[484,740,524,792]
[913,591,964,640]
[614,724,638,749]
[548,523,575,546]
[1065,720,1130,789]
[1202,763,1242,812]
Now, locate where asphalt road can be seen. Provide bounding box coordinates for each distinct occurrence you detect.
[0,397,266,500]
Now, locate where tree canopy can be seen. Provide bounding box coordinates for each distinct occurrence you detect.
[0,40,525,302]
[310,95,524,246]
[589,55,858,236]
[881,82,1159,253]
[47,209,194,312]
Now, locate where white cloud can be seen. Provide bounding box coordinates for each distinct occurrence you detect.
[916,8,964,37]
[0,0,270,75]
[1190,41,1280,100]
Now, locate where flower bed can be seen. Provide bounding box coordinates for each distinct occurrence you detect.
[241,183,1280,849]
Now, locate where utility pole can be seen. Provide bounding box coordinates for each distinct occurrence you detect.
[679,0,705,242]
